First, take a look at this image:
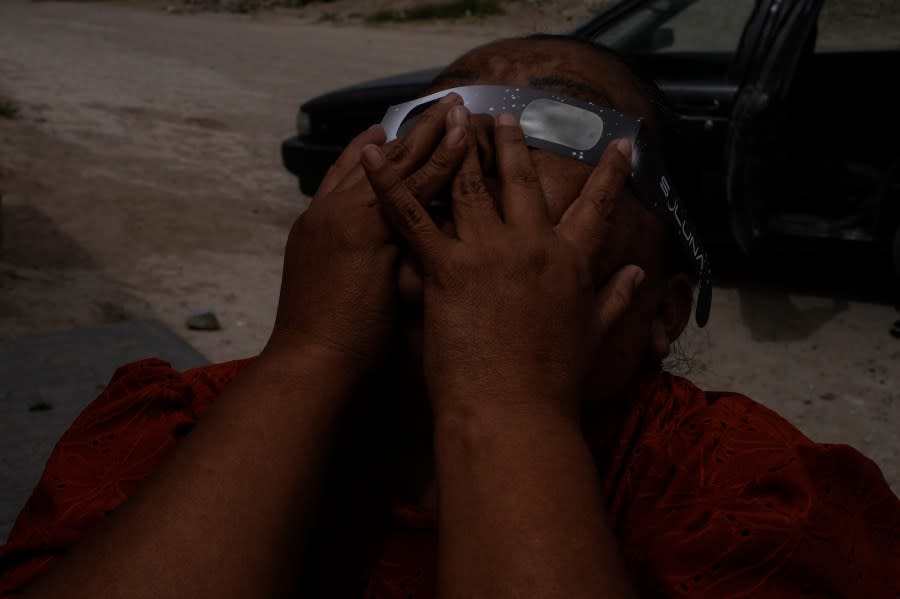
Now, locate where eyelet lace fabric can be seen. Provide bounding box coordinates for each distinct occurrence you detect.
[1,359,897,597]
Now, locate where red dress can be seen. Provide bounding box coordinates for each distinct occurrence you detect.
[1,358,898,597]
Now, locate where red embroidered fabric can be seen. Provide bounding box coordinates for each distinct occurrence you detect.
[1,358,898,597]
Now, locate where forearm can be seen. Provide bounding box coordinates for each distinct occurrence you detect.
[434,397,637,599]
[22,347,357,599]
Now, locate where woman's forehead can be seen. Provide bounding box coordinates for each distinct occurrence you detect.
[433,40,653,120]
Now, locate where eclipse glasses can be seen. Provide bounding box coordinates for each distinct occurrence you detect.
[382,85,712,327]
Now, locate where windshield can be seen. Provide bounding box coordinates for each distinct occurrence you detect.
[592,0,757,56]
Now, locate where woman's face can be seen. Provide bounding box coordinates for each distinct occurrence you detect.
[393,39,692,407]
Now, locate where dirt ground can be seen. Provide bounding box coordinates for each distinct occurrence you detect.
[1,0,898,492]
[169,0,612,32]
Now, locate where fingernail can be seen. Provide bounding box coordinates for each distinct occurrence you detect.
[446,126,466,146]
[449,105,469,127]
[632,267,646,290]
[497,112,517,126]
[615,139,633,161]
[361,145,384,169]
[440,92,461,105]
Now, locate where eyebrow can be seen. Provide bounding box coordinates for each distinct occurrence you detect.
[430,68,480,88]
[528,76,614,106]
[430,69,614,108]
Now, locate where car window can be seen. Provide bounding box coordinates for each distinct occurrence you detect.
[593,0,757,55]
[815,0,900,52]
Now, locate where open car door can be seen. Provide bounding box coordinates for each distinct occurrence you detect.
[576,0,772,245]
[726,0,824,253]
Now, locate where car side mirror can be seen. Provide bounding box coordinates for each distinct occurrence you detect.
[650,27,675,52]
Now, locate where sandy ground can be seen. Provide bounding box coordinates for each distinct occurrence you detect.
[169,0,612,33]
[1,0,898,492]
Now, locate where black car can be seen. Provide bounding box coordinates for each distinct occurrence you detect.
[282,0,900,273]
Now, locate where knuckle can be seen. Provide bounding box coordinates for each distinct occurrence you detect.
[452,192,482,214]
[587,186,620,219]
[384,139,411,163]
[395,197,428,231]
[321,212,354,246]
[404,172,426,199]
[509,167,540,189]
[499,127,526,145]
[414,108,439,127]
[612,287,631,311]
[589,198,614,223]
[608,160,631,181]
[457,170,487,197]
[589,182,615,199]
[428,148,454,173]
[380,175,407,201]
[336,226,364,249]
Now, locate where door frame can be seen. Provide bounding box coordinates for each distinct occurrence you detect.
[726,0,825,253]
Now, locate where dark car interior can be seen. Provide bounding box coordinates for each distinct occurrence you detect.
[776,47,900,242]
[721,29,900,272]
[587,0,900,268]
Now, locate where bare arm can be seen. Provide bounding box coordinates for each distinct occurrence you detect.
[18,97,470,599]
[434,400,636,599]
[21,347,356,599]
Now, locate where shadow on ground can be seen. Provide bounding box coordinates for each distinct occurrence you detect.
[710,243,898,341]
[0,201,154,339]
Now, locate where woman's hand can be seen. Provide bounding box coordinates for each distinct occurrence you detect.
[363,112,645,420]
[265,94,470,377]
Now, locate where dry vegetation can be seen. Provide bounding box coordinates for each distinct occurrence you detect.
[168,0,609,31]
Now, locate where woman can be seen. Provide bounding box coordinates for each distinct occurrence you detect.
[1,36,897,598]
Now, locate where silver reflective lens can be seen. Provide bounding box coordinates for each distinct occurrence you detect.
[520,99,604,151]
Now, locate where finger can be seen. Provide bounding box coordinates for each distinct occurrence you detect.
[361,144,450,269]
[494,113,548,228]
[558,139,632,269]
[471,113,496,174]
[382,92,464,177]
[316,124,387,199]
[332,93,464,194]
[403,107,470,205]
[593,265,645,336]
[452,124,502,240]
